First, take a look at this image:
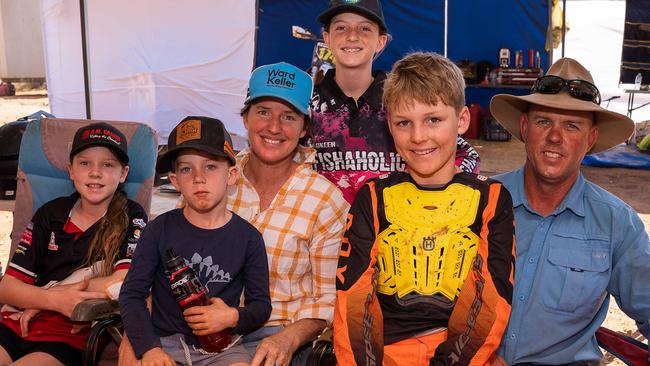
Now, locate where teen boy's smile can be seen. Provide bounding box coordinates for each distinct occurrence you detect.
[323,13,387,70]
[388,100,470,186]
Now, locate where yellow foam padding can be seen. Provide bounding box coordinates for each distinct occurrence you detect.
[376,182,480,301]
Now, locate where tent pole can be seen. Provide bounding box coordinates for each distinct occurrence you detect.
[79,0,92,119]
[548,0,553,67]
[561,0,566,57]
[252,0,259,68]
[444,0,448,57]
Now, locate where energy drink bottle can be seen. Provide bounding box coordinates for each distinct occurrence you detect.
[166,249,231,353]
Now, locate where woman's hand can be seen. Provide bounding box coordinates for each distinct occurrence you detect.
[19,308,41,336]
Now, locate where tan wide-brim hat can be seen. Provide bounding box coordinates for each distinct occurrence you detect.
[490,58,634,154]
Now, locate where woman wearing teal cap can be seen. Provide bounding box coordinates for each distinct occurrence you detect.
[230,62,349,366]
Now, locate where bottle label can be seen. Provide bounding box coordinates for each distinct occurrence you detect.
[170,270,207,304]
[178,290,208,308]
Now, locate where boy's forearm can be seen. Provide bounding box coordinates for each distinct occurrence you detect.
[0,276,59,311]
[86,269,127,293]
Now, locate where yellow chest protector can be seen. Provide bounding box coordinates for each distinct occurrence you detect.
[376,182,481,302]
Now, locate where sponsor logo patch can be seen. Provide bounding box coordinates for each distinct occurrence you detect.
[47,232,58,251]
[20,222,34,246]
[266,68,296,89]
[176,119,201,145]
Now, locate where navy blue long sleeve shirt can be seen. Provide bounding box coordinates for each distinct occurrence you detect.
[119,209,271,358]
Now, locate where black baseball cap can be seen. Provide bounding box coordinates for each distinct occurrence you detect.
[70,122,129,164]
[317,0,388,33]
[156,116,236,174]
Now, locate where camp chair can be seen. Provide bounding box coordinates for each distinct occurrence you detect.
[597,326,649,366]
[10,117,157,366]
[304,326,650,365]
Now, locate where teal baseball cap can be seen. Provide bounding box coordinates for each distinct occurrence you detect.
[244,62,313,116]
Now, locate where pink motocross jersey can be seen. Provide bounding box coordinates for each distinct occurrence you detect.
[309,69,480,203]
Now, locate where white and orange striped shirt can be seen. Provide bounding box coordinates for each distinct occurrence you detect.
[228,146,349,326]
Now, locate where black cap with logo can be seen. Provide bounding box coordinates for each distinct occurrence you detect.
[317,0,387,33]
[70,122,129,165]
[156,116,236,174]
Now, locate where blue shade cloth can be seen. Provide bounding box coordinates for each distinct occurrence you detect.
[494,167,650,364]
[255,0,547,74]
[582,143,650,170]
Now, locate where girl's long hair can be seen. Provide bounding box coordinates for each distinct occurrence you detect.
[82,189,129,276]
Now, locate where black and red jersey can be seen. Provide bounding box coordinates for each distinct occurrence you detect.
[333,172,515,365]
[3,192,147,350]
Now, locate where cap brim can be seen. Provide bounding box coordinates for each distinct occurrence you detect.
[155,144,235,174]
[317,5,387,32]
[489,92,634,154]
[70,141,129,165]
[244,94,310,116]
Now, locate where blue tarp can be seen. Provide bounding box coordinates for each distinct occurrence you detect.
[256,0,548,108]
[256,0,548,76]
[582,144,650,170]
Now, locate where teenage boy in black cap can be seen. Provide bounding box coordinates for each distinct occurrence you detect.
[310,0,481,204]
[119,116,271,366]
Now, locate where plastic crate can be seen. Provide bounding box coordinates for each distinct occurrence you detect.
[482,118,511,141]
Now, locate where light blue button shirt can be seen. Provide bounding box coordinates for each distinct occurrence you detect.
[495,167,650,364]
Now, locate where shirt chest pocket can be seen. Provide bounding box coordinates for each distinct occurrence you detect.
[542,234,610,317]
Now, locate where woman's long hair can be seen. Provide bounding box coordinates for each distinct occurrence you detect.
[82,189,129,276]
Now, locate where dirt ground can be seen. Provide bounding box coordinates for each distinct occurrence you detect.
[0,87,648,363]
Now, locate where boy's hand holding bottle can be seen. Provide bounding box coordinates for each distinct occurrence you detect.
[183,297,239,336]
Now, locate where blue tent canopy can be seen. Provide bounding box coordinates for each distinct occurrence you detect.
[255,0,549,107]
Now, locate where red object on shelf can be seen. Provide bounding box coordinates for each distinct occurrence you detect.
[464,103,481,139]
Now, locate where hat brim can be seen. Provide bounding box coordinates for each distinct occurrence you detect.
[317,5,387,32]
[489,92,634,154]
[244,94,310,116]
[156,143,236,174]
[70,141,129,165]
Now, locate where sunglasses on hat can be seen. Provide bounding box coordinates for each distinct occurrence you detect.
[531,75,601,105]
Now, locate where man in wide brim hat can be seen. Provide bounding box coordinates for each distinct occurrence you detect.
[490,57,633,153]
[490,58,650,365]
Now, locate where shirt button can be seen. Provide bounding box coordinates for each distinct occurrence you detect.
[528,257,535,264]
[510,333,516,339]
[518,295,525,301]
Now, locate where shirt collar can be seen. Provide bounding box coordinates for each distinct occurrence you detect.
[509,166,586,217]
[319,69,386,109]
[555,171,586,217]
[236,145,317,169]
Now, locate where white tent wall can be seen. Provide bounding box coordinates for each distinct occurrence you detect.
[41,0,256,143]
[558,0,650,123]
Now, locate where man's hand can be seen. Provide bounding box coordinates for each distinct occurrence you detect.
[141,347,174,366]
[118,335,140,366]
[47,277,108,317]
[19,308,41,337]
[183,297,238,336]
[489,354,508,366]
[250,331,298,366]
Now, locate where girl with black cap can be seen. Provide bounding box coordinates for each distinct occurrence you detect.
[0,122,147,366]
